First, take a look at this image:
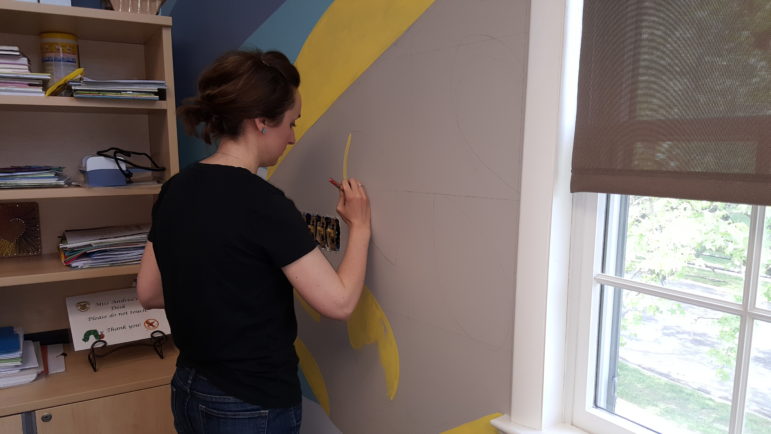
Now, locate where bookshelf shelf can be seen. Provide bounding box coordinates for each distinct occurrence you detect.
[0,184,162,200]
[0,254,140,287]
[0,95,168,113]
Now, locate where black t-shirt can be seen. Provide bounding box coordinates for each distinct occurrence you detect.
[149,162,317,408]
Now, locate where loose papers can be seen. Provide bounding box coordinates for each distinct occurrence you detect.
[69,78,167,100]
[59,224,149,268]
[0,166,69,188]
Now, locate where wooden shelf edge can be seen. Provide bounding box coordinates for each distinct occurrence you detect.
[0,255,140,287]
[0,95,168,113]
[0,184,162,200]
[0,343,177,416]
[0,0,171,26]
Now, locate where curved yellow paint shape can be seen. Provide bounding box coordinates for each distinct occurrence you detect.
[295,337,331,415]
[440,413,503,434]
[265,0,436,179]
[346,285,400,399]
[342,132,352,180]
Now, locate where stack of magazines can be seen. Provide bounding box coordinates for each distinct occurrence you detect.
[59,224,149,268]
[0,45,50,96]
[0,166,69,188]
[69,78,167,100]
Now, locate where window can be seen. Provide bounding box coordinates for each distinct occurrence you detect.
[569,2,771,431]
[577,195,771,434]
[499,1,771,432]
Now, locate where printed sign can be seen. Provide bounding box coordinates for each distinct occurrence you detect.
[65,287,171,351]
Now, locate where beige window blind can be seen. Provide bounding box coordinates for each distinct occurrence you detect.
[571,0,771,205]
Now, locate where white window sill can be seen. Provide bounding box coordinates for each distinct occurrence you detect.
[491,415,588,434]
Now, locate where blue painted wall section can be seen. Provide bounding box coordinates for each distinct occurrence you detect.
[160,0,177,15]
[169,0,286,167]
[170,0,336,168]
[240,0,334,62]
[170,0,285,107]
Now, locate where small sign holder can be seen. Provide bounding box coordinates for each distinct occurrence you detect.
[65,287,172,372]
[88,330,167,372]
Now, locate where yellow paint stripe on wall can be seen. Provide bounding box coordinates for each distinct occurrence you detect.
[346,285,400,399]
[441,413,503,434]
[266,0,436,179]
[295,337,331,414]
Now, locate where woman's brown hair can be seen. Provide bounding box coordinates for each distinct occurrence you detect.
[178,50,300,144]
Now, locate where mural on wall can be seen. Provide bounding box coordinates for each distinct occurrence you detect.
[297,130,400,411]
[169,0,528,432]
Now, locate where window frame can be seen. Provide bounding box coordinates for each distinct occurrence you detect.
[492,0,587,431]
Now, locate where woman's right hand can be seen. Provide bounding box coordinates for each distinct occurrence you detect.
[285,177,371,320]
[336,177,371,231]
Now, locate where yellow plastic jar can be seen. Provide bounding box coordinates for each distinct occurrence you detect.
[40,32,79,89]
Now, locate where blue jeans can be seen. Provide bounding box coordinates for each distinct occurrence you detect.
[170,365,302,434]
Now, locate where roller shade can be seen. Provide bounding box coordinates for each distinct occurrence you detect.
[571,0,771,205]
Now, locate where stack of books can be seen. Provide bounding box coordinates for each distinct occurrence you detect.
[59,224,150,268]
[0,45,51,96]
[69,78,167,100]
[0,166,70,188]
[0,326,42,389]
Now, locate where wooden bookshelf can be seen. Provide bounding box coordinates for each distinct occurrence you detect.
[0,2,179,430]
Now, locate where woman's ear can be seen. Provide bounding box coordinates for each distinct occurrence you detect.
[254,118,268,135]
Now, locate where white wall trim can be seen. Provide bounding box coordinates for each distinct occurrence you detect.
[504,0,582,431]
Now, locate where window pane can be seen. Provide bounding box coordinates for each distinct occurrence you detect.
[611,196,751,303]
[742,321,771,434]
[597,287,737,434]
[759,207,771,311]
[743,320,771,433]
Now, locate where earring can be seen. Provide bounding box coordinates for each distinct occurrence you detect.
[261,127,266,134]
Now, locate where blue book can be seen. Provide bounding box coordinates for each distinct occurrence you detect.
[0,327,21,354]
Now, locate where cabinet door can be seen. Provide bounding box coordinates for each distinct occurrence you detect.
[0,414,21,434]
[36,385,174,434]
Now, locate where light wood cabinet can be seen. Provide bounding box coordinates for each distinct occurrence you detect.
[0,0,179,428]
[35,385,174,434]
[0,414,21,434]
